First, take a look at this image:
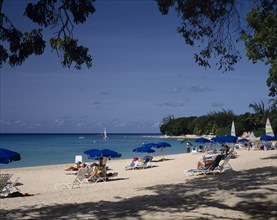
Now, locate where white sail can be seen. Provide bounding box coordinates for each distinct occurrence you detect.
[103,128,108,139]
[231,121,236,136]
[265,118,274,136]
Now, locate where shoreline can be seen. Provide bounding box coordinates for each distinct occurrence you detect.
[2,134,265,170]
[158,134,199,139]
[1,149,276,219]
[160,134,262,142]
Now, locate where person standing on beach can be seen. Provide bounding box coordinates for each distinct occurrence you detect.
[186,141,192,153]
[248,141,253,151]
[209,143,213,151]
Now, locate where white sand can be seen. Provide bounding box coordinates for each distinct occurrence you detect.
[0,149,276,219]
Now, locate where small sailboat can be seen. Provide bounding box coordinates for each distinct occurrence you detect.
[103,128,108,140]
[231,121,236,137]
[265,118,274,137]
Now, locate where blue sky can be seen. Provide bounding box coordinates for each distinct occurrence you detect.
[0,0,270,133]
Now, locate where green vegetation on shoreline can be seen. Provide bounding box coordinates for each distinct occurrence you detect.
[160,106,277,137]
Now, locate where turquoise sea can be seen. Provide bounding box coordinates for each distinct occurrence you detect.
[0,134,196,169]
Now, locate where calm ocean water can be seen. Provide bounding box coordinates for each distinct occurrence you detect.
[0,134,195,168]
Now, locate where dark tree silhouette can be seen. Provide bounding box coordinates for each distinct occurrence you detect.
[0,0,95,69]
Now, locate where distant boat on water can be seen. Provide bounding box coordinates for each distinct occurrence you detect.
[265,118,274,137]
[103,128,108,140]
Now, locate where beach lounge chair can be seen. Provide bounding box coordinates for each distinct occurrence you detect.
[65,170,78,175]
[88,162,118,182]
[99,156,108,166]
[137,156,153,169]
[93,166,107,183]
[93,157,109,182]
[71,168,90,188]
[85,163,107,183]
[184,158,217,177]
[184,154,223,176]
[184,147,235,177]
[75,155,83,163]
[0,174,19,196]
[125,158,139,170]
[0,174,11,196]
[90,171,119,183]
[99,156,109,172]
[184,168,206,177]
[5,177,21,193]
[55,168,90,190]
[206,154,224,172]
[214,146,235,173]
[205,146,235,174]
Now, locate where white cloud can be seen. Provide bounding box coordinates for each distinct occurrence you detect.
[54,119,64,127]
[96,121,103,127]
[158,101,185,107]
[76,122,87,128]
[170,86,182,94]
[188,85,212,93]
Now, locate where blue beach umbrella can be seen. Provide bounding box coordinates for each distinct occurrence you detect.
[142,143,157,148]
[153,142,171,159]
[260,135,275,141]
[194,137,211,143]
[84,149,101,160]
[84,149,122,160]
[238,138,249,143]
[154,142,172,148]
[0,148,21,164]
[100,149,122,158]
[133,146,155,153]
[211,135,237,143]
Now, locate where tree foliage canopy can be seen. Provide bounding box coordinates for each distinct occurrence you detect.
[0,0,95,69]
[157,0,242,72]
[156,0,277,97]
[242,0,277,97]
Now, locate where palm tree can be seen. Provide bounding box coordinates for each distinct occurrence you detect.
[249,100,267,115]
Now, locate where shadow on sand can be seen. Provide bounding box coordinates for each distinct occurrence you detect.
[152,158,175,162]
[0,165,276,219]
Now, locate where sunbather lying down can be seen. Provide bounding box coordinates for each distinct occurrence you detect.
[158,157,171,161]
[65,161,84,171]
[197,155,215,170]
[7,191,34,197]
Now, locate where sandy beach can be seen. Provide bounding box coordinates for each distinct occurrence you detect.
[0,149,276,219]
